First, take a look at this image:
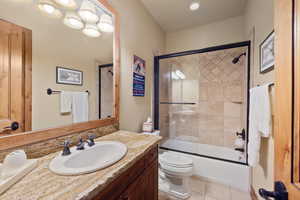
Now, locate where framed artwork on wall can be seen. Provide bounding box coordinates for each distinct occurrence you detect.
[259,30,275,73]
[132,55,146,97]
[56,67,83,86]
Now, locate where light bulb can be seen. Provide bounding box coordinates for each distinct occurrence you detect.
[54,0,77,9]
[42,4,55,14]
[97,14,114,33]
[59,0,69,4]
[172,72,180,80]
[78,0,99,23]
[175,70,186,79]
[190,2,200,11]
[64,12,84,29]
[38,0,62,18]
[82,24,101,38]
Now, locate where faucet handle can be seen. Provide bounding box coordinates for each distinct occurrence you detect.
[62,140,71,156]
[88,133,96,140]
[87,133,96,147]
[76,136,85,150]
[63,140,71,146]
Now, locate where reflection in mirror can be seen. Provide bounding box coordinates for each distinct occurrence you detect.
[0,0,114,133]
[99,63,113,119]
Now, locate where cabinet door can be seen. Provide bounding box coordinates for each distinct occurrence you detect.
[144,161,158,200]
[120,174,145,200]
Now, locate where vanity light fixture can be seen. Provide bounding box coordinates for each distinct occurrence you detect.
[189,2,200,11]
[175,70,186,79]
[97,14,114,33]
[63,12,84,30]
[54,0,78,9]
[78,0,99,23]
[38,0,62,18]
[82,24,101,37]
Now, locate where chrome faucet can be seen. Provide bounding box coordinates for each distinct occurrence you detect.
[87,134,96,147]
[76,137,85,150]
[62,140,71,156]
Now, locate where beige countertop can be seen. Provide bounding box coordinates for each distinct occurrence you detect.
[0,131,161,200]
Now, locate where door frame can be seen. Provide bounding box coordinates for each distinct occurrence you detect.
[274,0,300,198]
[98,63,113,119]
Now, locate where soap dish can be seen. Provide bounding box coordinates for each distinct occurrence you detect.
[0,159,38,194]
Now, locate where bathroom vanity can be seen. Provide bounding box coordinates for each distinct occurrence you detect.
[94,143,158,200]
[0,131,161,200]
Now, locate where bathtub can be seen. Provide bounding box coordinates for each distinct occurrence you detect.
[160,138,250,192]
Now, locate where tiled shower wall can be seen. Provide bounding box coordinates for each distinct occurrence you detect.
[159,46,248,148]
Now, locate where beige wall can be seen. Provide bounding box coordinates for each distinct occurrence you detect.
[0,0,113,130]
[165,15,245,54]
[109,0,165,132]
[244,0,275,198]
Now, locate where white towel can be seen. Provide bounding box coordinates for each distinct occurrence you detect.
[60,91,72,113]
[248,84,272,166]
[72,92,89,123]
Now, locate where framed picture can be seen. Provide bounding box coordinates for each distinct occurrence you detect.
[260,31,275,73]
[132,55,146,97]
[56,67,83,85]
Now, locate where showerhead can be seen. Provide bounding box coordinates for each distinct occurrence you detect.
[232,52,246,64]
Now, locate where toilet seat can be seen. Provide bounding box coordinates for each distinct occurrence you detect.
[159,152,193,177]
[159,152,193,168]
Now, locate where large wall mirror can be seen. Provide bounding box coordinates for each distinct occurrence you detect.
[0,0,119,147]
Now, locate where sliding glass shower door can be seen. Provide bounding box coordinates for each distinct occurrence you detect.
[155,43,250,164]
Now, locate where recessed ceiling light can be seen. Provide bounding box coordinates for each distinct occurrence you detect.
[190,2,200,11]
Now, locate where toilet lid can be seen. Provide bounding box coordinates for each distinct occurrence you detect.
[159,152,193,168]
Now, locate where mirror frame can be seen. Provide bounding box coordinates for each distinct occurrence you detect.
[0,0,120,151]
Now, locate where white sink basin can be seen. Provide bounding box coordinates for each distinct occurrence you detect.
[49,141,127,175]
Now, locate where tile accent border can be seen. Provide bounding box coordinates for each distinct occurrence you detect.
[0,123,119,162]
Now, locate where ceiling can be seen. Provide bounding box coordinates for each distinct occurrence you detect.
[140,0,247,32]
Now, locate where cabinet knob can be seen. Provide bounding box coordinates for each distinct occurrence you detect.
[4,121,19,131]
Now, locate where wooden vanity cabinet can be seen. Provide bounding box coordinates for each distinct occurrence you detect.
[93,145,158,200]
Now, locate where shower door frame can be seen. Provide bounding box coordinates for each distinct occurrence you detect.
[99,63,113,119]
[153,41,251,165]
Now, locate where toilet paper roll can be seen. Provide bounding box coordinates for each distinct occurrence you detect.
[234,138,245,148]
[1,150,27,179]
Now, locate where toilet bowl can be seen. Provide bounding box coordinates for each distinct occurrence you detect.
[159,151,193,200]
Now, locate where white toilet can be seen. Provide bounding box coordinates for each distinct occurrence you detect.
[159,151,193,199]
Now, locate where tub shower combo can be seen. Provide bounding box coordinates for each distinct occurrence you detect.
[154,42,251,195]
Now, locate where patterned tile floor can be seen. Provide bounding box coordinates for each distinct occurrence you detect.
[159,176,252,200]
